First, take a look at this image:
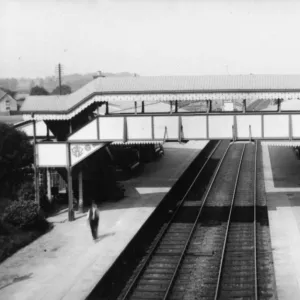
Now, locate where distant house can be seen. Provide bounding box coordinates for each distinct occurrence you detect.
[0,88,18,112]
[14,92,29,109]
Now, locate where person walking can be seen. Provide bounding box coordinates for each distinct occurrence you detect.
[87,201,100,240]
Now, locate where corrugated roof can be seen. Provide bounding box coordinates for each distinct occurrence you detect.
[21,75,300,114]
[0,115,24,124]
[21,95,69,112]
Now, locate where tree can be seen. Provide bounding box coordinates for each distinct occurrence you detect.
[30,86,49,96]
[0,123,33,197]
[51,84,72,95]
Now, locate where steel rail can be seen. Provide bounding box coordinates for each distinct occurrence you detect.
[254,141,258,300]
[161,142,233,300]
[213,143,246,300]
[120,140,226,300]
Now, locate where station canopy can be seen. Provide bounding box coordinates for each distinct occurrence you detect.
[21,75,300,120]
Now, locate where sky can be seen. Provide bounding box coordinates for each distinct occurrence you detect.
[1,0,300,78]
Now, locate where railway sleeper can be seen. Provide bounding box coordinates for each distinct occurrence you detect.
[158,243,186,248]
[186,251,215,257]
[130,290,166,299]
[166,226,193,232]
[219,290,254,298]
[221,278,255,284]
[160,239,187,244]
[220,283,254,290]
[223,258,255,263]
[148,262,178,268]
[151,256,179,263]
[135,284,169,292]
[224,250,255,255]
[223,266,255,271]
[226,239,254,243]
[139,279,170,285]
[144,268,175,274]
[155,250,184,255]
[142,273,173,280]
[196,290,217,297]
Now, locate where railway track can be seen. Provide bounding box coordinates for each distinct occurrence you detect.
[116,141,270,300]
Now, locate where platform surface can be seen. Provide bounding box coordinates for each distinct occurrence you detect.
[262,144,300,300]
[0,141,208,300]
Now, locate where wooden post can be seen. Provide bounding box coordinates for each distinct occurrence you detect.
[207,100,211,113]
[96,106,100,140]
[47,168,51,202]
[33,119,40,208]
[243,99,246,113]
[232,125,235,142]
[123,117,128,143]
[261,115,264,138]
[134,101,137,114]
[142,101,145,113]
[151,116,155,140]
[234,115,237,140]
[106,102,109,115]
[178,116,182,143]
[175,100,178,113]
[206,115,209,139]
[78,170,83,213]
[170,101,172,114]
[67,143,74,221]
[289,114,293,141]
[278,99,282,112]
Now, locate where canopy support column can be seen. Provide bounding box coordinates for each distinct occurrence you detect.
[106,102,109,115]
[277,99,282,112]
[207,100,211,113]
[142,101,145,113]
[78,170,83,213]
[67,143,74,221]
[33,118,40,208]
[47,168,51,202]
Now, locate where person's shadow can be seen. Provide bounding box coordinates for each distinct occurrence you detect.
[93,232,115,243]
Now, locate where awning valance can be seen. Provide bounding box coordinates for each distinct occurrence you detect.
[23,92,300,121]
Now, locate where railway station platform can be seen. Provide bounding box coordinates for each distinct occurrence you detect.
[0,141,208,300]
[262,143,300,300]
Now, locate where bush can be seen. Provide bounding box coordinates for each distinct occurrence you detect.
[17,180,35,202]
[2,200,48,230]
[0,123,33,197]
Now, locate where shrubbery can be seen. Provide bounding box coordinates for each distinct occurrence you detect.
[0,122,33,197]
[2,200,49,231]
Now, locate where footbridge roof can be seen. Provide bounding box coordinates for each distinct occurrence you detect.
[20,75,300,120]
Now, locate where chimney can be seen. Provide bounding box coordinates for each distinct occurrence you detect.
[93,71,105,79]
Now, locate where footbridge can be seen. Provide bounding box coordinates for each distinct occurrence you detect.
[18,74,300,220]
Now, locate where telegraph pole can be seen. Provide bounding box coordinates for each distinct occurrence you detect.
[58,63,62,95]
[55,63,63,95]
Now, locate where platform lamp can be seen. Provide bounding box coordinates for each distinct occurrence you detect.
[32,113,40,208]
